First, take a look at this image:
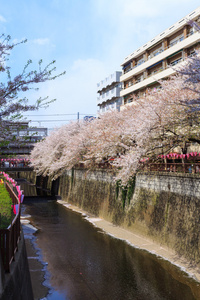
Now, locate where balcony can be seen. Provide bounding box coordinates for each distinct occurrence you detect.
[120,31,200,82]
[97,71,122,92]
[97,87,121,105]
[120,65,178,97]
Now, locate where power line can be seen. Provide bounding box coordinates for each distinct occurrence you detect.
[28,119,77,122]
[25,113,96,117]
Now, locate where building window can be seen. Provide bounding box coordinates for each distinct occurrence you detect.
[137,58,145,66]
[169,34,184,47]
[170,58,182,66]
[167,51,183,66]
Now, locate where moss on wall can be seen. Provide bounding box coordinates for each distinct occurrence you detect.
[59,169,117,218]
[126,187,200,264]
[58,169,200,265]
[17,169,200,265]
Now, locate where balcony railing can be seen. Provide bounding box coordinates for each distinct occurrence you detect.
[122,56,185,91]
[76,161,200,174]
[123,31,195,75]
[97,72,122,91]
[97,87,121,104]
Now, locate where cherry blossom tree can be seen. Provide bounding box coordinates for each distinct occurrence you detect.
[0,34,65,146]
[31,120,91,178]
[30,20,200,185]
[31,72,200,185]
[31,73,200,185]
[177,21,200,112]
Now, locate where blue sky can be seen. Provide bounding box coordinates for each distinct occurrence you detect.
[1,0,200,130]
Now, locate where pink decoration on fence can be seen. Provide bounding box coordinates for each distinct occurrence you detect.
[14,204,20,215]
[20,195,24,203]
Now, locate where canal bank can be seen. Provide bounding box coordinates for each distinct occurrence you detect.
[57,200,200,283]
[22,199,200,300]
[21,211,49,300]
[56,169,200,268]
[14,170,200,298]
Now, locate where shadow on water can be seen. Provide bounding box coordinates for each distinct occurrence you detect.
[17,178,200,299]
[16,178,57,201]
[22,199,200,300]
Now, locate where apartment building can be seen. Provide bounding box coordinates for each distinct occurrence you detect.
[0,121,48,154]
[97,71,122,114]
[120,7,200,109]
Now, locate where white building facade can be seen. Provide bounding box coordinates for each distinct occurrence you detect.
[97,71,122,114]
[120,7,200,109]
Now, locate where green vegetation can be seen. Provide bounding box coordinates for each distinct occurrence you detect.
[0,183,13,229]
[116,176,136,209]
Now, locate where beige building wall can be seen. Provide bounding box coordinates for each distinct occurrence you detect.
[120,7,200,109]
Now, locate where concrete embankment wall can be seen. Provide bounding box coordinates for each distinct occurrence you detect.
[0,232,33,300]
[15,169,200,264]
[58,169,200,265]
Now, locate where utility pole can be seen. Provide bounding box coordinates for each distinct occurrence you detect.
[77,112,79,122]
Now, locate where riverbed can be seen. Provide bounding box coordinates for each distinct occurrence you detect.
[16,177,200,300]
[21,198,200,300]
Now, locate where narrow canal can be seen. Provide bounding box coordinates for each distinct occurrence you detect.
[19,179,200,300]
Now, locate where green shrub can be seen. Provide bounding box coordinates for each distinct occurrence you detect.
[0,184,13,229]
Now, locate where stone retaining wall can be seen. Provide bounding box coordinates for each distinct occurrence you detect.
[15,169,200,265]
[136,171,200,198]
[58,169,200,265]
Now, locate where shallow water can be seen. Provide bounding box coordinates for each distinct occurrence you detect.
[22,198,200,300]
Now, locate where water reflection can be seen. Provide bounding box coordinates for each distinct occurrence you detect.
[23,201,200,300]
[17,179,51,197]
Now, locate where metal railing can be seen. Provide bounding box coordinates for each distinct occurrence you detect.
[0,182,21,272]
[141,162,200,174]
[76,161,200,175]
[123,30,195,75]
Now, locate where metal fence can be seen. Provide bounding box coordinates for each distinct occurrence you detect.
[0,182,21,272]
[141,162,200,174]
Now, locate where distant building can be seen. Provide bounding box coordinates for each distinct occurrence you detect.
[120,6,200,109]
[97,71,122,114]
[0,121,48,155]
[83,116,95,122]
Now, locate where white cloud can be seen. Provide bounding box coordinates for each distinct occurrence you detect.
[91,0,200,67]
[93,0,198,20]
[32,38,50,45]
[18,0,200,131]
[25,57,108,129]
[0,15,6,22]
